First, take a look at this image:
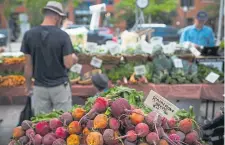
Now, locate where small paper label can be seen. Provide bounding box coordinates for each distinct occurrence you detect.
[87,43,98,53]
[144,90,179,119]
[90,57,103,68]
[109,45,120,55]
[173,59,183,68]
[134,65,146,76]
[205,72,220,83]
[190,47,201,56]
[70,64,82,74]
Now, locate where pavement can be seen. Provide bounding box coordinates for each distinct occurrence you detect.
[0,105,24,144]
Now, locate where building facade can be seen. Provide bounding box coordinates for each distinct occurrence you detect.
[173,0,219,30]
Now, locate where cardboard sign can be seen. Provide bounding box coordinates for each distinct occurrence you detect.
[173,59,183,68]
[134,65,146,76]
[87,43,98,53]
[190,47,201,56]
[205,72,220,83]
[144,90,179,119]
[90,57,103,68]
[109,45,120,55]
[71,64,82,74]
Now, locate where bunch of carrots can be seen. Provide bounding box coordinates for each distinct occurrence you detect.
[3,57,25,65]
[0,75,25,87]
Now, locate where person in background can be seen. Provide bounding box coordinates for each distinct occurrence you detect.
[21,1,78,115]
[91,73,109,97]
[180,11,215,48]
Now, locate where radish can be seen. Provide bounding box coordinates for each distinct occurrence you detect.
[33,134,42,145]
[35,121,50,136]
[169,134,180,143]
[93,97,109,113]
[52,138,66,145]
[135,123,149,137]
[42,133,57,145]
[55,127,68,139]
[59,112,73,126]
[178,118,193,134]
[146,132,159,145]
[21,120,33,131]
[49,118,63,131]
[110,98,131,118]
[184,130,199,145]
[109,118,120,130]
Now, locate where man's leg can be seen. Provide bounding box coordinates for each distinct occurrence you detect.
[32,86,52,116]
[50,83,72,112]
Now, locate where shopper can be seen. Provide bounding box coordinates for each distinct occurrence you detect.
[21,1,78,115]
[91,73,109,97]
[180,11,215,47]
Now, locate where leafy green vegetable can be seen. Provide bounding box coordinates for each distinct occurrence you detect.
[68,72,80,80]
[31,110,63,123]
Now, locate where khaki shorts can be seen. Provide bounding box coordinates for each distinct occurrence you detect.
[32,83,72,116]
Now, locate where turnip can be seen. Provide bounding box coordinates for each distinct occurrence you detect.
[42,133,57,145]
[49,118,63,131]
[33,134,42,145]
[18,136,29,145]
[12,126,25,139]
[145,111,162,127]
[93,97,109,113]
[110,98,131,118]
[109,118,120,130]
[52,138,66,145]
[179,118,193,134]
[26,128,35,138]
[168,118,177,128]
[103,129,119,145]
[135,123,149,137]
[146,132,159,145]
[35,121,50,136]
[59,112,73,126]
[21,120,33,131]
[184,131,199,145]
[176,131,185,141]
[55,127,68,139]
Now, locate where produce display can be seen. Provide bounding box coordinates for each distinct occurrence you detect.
[0,75,25,87]
[104,56,224,84]
[9,86,205,145]
[0,52,25,64]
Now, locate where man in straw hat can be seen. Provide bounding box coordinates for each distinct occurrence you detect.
[21,1,78,115]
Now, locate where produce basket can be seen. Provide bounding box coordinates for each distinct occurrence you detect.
[70,77,80,85]
[96,55,121,64]
[78,69,102,85]
[124,54,149,62]
[77,54,92,64]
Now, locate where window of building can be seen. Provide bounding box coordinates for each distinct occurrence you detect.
[187,18,193,25]
[102,0,114,5]
[180,0,194,7]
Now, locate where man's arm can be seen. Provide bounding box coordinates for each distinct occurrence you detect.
[24,54,33,92]
[208,29,215,47]
[62,34,78,69]
[180,28,188,44]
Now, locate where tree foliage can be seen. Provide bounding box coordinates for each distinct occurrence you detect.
[115,0,178,28]
[23,0,80,26]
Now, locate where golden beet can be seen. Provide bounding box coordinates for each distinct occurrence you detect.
[68,121,81,134]
[93,114,108,129]
[67,134,80,145]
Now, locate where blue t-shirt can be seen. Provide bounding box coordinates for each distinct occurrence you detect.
[180,25,215,47]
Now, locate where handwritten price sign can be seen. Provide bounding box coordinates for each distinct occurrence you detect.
[90,57,103,68]
[70,64,82,74]
[134,65,146,76]
[144,90,179,119]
